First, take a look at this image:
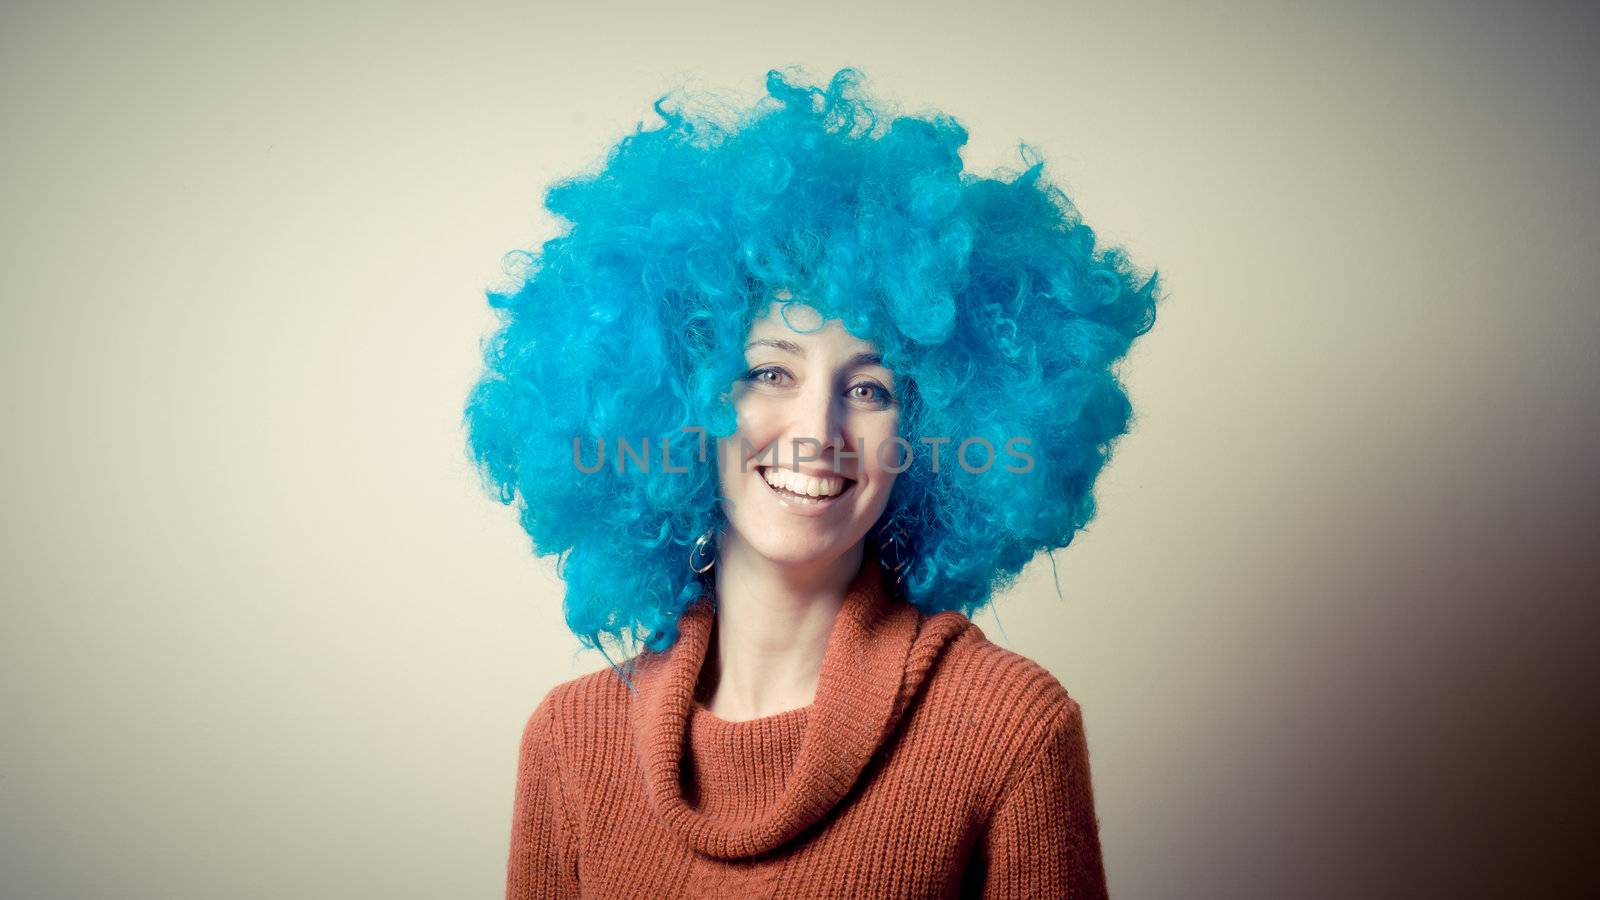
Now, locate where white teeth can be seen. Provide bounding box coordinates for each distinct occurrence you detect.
[762,467,847,498]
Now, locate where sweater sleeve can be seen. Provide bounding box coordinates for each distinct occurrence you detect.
[975,702,1109,899]
[505,694,581,900]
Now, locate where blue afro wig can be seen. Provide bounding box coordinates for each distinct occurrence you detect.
[463,66,1162,665]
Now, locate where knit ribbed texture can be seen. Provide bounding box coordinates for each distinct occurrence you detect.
[506,548,1108,898]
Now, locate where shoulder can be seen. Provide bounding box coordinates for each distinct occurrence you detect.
[940,618,1083,717]
[918,615,1089,762]
[519,665,634,753]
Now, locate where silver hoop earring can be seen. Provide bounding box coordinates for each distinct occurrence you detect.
[689,527,719,575]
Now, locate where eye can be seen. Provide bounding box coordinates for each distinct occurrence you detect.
[849,381,895,408]
[744,365,789,386]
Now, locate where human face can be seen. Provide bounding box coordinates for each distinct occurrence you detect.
[714,294,901,569]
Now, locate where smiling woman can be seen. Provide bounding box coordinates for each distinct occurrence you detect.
[716,294,902,556]
[463,65,1163,898]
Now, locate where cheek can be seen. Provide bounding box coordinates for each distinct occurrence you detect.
[715,448,739,493]
[854,416,902,478]
[717,402,775,487]
[730,400,785,454]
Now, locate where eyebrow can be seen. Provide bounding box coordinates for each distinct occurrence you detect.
[745,338,883,369]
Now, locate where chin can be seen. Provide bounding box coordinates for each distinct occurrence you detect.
[746,532,842,567]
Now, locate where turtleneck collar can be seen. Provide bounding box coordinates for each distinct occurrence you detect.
[627,544,973,860]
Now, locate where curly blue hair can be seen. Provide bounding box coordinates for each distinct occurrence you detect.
[463,66,1161,667]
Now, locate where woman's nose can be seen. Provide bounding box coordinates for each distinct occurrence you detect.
[787,386,845,463]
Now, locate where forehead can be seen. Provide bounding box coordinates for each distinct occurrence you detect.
[745,297,879,355]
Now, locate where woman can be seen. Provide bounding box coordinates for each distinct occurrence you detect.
[465,66,1161,899]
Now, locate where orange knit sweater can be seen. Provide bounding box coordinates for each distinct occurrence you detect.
[506,547,1109,898]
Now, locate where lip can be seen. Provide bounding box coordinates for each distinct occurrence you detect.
[755,465,856,518]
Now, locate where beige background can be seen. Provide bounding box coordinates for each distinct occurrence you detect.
[3,1,1596,897]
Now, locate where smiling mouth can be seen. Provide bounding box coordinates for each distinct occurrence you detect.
[756,466,857,505]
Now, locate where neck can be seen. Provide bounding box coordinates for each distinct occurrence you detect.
[697,535,865,721]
